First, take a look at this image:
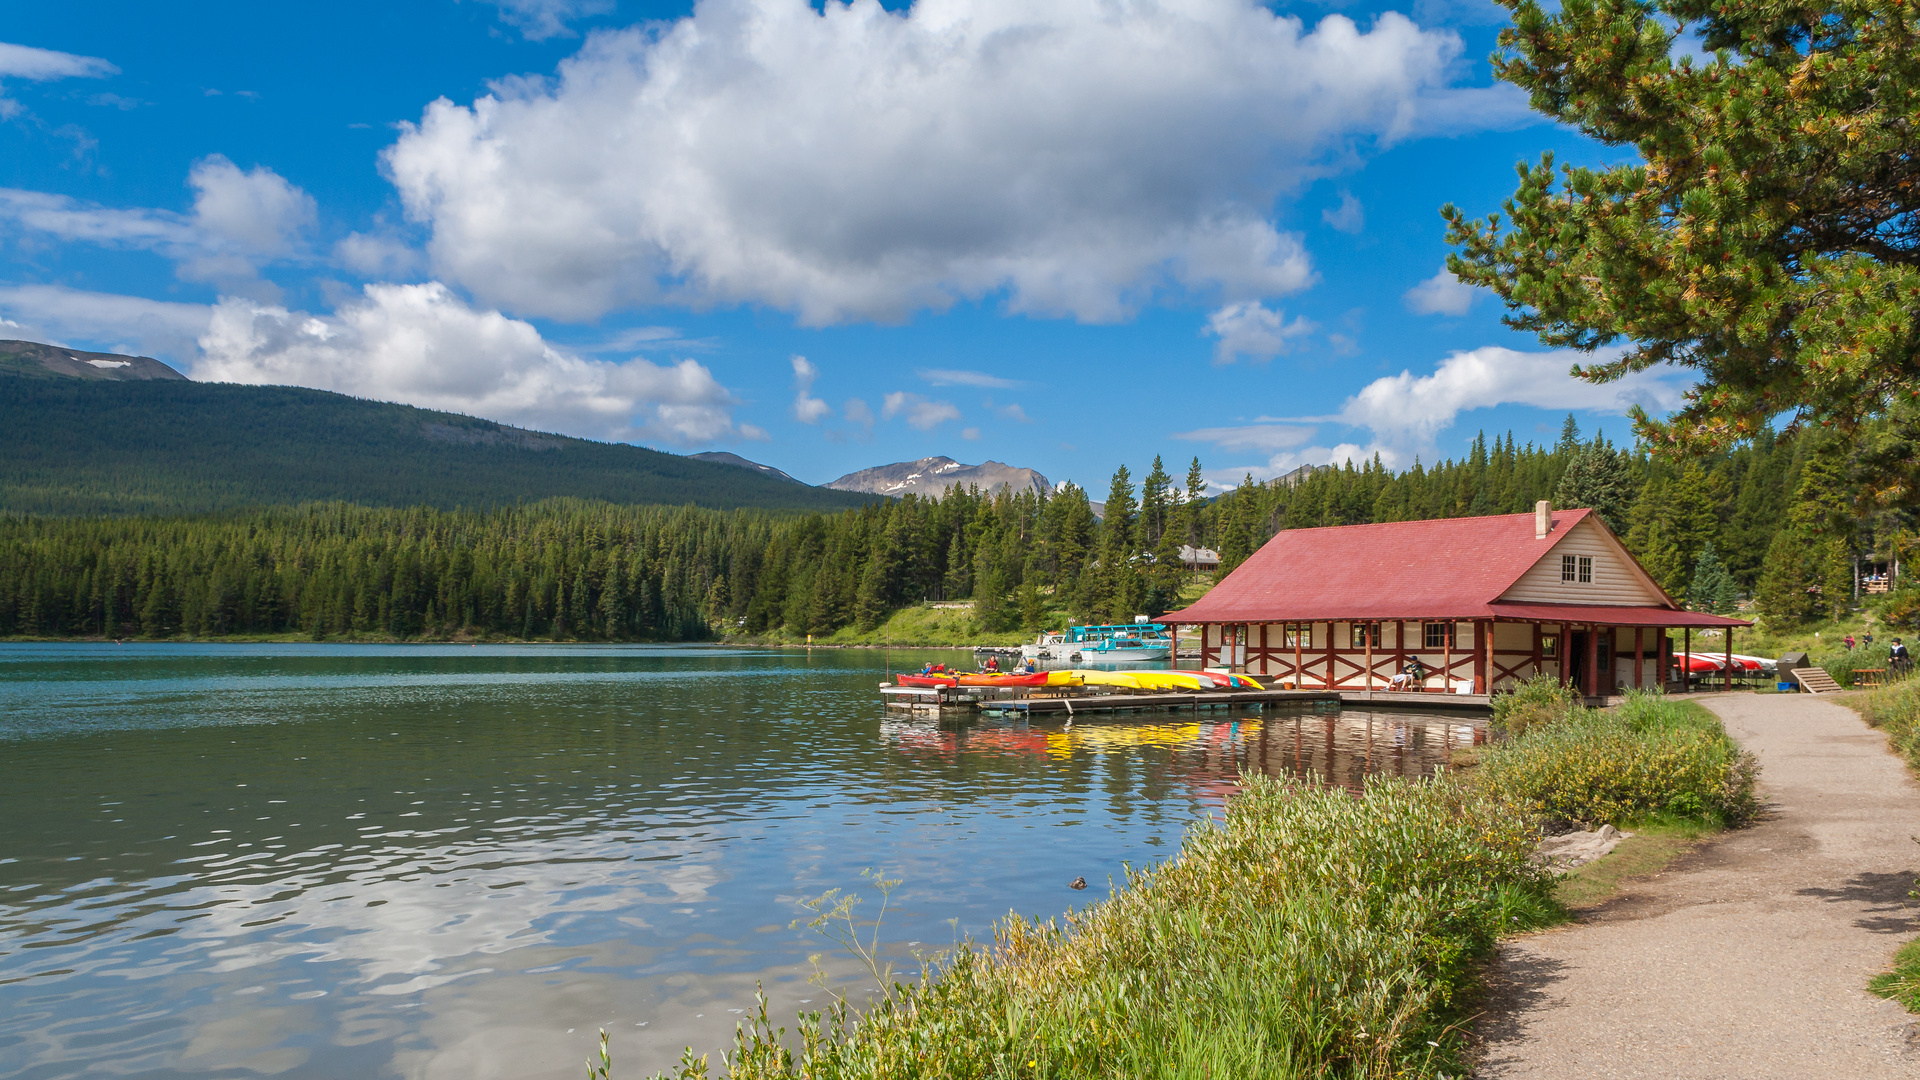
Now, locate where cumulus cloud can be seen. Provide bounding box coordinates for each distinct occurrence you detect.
[1181,345,1691,483]
[918,368,1018,389]
[881,391,960,431]
[1321,190,1364,234]
[0,156,315,292]
[194,282,757,445]
[384,0,1512,325]
[488,0,613,39]
[1205,301,1316,363]
[1402,265,1476,316]
[1337,345,1686,450]
[790,354,830,423]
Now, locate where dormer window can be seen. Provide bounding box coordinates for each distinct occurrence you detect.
[1561,554,1592,583]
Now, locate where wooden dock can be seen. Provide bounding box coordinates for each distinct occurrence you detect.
[882,683,1492,717]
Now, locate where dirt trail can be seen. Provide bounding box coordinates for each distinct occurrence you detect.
[1474,693,1920,1079]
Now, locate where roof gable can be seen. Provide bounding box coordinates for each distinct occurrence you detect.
[1499,514,1672,607]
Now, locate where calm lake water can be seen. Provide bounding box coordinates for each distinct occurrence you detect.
[0,644,1477,1079]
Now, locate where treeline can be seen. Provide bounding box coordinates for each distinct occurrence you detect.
[0,419,1901,640]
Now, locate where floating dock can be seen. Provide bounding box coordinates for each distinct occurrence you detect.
[880,683,1491,716]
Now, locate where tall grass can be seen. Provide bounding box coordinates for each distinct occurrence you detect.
[1851,674,1920,773]
[1474,690,1760,829]
[1816,641,1895,689]
[658,775,1554,1080]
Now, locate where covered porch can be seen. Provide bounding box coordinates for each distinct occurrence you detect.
[1166,605,1751,698]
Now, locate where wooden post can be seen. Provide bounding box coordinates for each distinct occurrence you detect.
[1723,625,1733,692]
[1683,627,1691,693]
[1395,620,1406,689]
[1294,622,1303,688]
[1259,622,1269,678]
[1634,626,1644,690]
[1658,627,1669,688]
[1585,623,1600,698]
[1364,622,1374,691]
[1483,620,1495,693]
[1441,621,1451,694]
[1561,622,1571,686]
[1325,621,1336,690]
[1532,621,1542,681]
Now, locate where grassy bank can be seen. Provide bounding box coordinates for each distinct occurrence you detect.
[1845,676,1920,1014]
[622,685,1756,1079]
[1848,676,1920,773]
[657,775,1555,1080]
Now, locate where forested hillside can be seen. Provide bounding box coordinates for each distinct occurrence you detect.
[0,419,1902,641]
[0,377,874,516]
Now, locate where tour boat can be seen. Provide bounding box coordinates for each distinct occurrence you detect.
[1021,622,1173,664]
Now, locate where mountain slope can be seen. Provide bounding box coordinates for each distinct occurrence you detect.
[826,456,1051,499]
[0,366,876,517]
[688,451,805,485]
[1,339,188,381]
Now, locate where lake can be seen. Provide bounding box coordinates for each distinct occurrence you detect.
[0,644,1477,1079]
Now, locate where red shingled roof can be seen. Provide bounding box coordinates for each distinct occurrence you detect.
[1163,508,1749,628]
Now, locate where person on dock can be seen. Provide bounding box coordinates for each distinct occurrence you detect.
[985,656,1000,672]
[1389,657,1426,691]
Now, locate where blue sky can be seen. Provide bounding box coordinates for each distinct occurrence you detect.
[0,0,1687,491]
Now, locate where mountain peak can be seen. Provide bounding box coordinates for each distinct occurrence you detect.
[826,457,1050,499]
[688,451,805,485]
[0,340,188,382]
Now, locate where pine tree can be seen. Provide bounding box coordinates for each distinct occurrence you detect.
[1686,542,1738,615]
[1553,437,1634,532]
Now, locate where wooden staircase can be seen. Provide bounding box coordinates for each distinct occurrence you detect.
[1790,667,1843,694]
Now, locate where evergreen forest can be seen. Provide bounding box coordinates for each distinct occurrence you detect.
[0,417,1903,641]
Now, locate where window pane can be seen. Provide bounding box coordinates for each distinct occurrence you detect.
[1578,556,1593,583]
[1561,554,1576,582]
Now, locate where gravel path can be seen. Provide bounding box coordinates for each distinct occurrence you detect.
[1474,692,1920,1079]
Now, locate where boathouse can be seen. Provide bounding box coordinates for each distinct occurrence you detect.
[1162,502,1750,696]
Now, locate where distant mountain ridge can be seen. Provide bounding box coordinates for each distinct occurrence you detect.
[689,451,805,485]
[1,339,187,382]
[827,456,1051,499]
[0,339,876,517]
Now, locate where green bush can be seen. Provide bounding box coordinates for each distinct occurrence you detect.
[1490,673,1580,735]
[1817,641,1893,689]
[665,775,1554,1080]
[1475,691,1759,828]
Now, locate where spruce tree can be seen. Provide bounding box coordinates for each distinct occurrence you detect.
[1686,542,1738,615]
[1554,437,1634,532]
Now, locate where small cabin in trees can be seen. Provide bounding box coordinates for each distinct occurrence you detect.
[1163,502,1749,696]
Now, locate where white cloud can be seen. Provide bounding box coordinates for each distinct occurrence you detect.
[0,41,118,81]
[488,0,613,40]
[1205,300,1316,363]
[0,282,212,361]
[0,156,314,291]
[1185,344,1691,483]
[918,368,1018,389]
[1403,264,1476,316]
[1321,190,1364,234]
[994,402,1029,422]
[194,282,755,446]
[790,354,830,423]
[1172,424,1316,454]
[961,426,980,440]
[384,0,1511,325]
[1336,345,1686,452]
[334,232,426,277]
[843,397,875,430]
[881,390,960,431]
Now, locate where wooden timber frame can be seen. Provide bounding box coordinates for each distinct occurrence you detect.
[1169,616,1738,697]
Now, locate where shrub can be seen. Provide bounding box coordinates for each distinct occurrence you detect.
[1474,691,1759,828]
[1491,673,1580,735]
[1817,641,1893,689]
[666,775,1555,1080]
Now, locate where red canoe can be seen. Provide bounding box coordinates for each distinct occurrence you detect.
[955,672,1050,687]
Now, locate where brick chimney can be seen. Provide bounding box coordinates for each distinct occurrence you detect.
[1535,500,1552,540]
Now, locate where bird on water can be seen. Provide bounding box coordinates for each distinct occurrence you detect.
[1069,876,1087,890]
